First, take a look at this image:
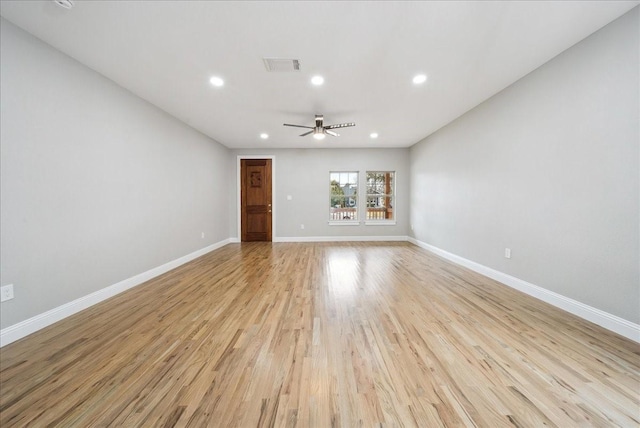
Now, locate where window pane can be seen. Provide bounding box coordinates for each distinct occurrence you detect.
[330,171,358,221]
[349,172,358,185]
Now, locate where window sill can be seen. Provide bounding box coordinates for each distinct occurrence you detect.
[364,221,397,226]
[328,221,361,226]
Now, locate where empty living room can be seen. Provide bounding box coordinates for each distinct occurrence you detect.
[1,1,638,427]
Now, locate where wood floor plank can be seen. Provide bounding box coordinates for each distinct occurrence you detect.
[1,242,639,427]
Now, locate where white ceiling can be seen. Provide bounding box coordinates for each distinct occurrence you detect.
[1,1,637,149]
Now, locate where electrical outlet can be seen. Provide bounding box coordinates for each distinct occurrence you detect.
[201,232,205,239]
[504,248,511,259]
[300,224,305,229]
[1,284,14,302]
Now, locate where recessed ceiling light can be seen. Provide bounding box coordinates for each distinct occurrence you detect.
[209,76,224,87]
[53,0,74,9]
[260,133,269,139]
[413,74,427,85]
[370,132,379,139]
[311,75,324,86]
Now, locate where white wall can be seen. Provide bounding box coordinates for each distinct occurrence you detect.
[410,8,639,324]
[0,19,231,330]
[231,149,410,240]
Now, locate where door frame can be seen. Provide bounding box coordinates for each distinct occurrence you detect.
[237,155,276,242]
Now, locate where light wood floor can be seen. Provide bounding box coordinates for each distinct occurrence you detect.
[1,242,638,427]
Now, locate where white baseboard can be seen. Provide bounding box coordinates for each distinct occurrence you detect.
[274,235,409,243]
[0,239,231,347]
[408,237,640,343]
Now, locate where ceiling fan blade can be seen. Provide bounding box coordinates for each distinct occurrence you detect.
[299,131,313,136]
[325,122,356,129]
[325,130,339,137]
[283,123,314,129]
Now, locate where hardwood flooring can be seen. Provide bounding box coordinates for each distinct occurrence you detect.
[1,242,638,427]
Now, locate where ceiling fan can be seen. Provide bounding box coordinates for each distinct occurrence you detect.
[284,114,355,140]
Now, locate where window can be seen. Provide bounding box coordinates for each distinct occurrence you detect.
[330,171,358,222]
[366,171,395,222]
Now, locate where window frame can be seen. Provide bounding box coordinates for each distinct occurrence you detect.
[364,171,396,225]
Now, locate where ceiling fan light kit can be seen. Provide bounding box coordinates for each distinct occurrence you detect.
[284,114,355,141]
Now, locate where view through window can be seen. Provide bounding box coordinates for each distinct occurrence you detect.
[366,171,394,221]
[330,171,358,221]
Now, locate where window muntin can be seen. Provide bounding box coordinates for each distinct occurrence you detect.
[330,171,358,221]
[366,171,394,221]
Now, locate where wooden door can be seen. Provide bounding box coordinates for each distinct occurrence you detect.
[241,159,272,242]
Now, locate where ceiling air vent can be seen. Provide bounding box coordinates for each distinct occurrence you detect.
[263,58,301,72]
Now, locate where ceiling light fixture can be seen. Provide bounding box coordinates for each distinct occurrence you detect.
[313,130,326,140]
[370,132,379,139]
[209,76,224,87]
[260,133,269,139]
[413,74,427,85]
[311,75,324,86]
